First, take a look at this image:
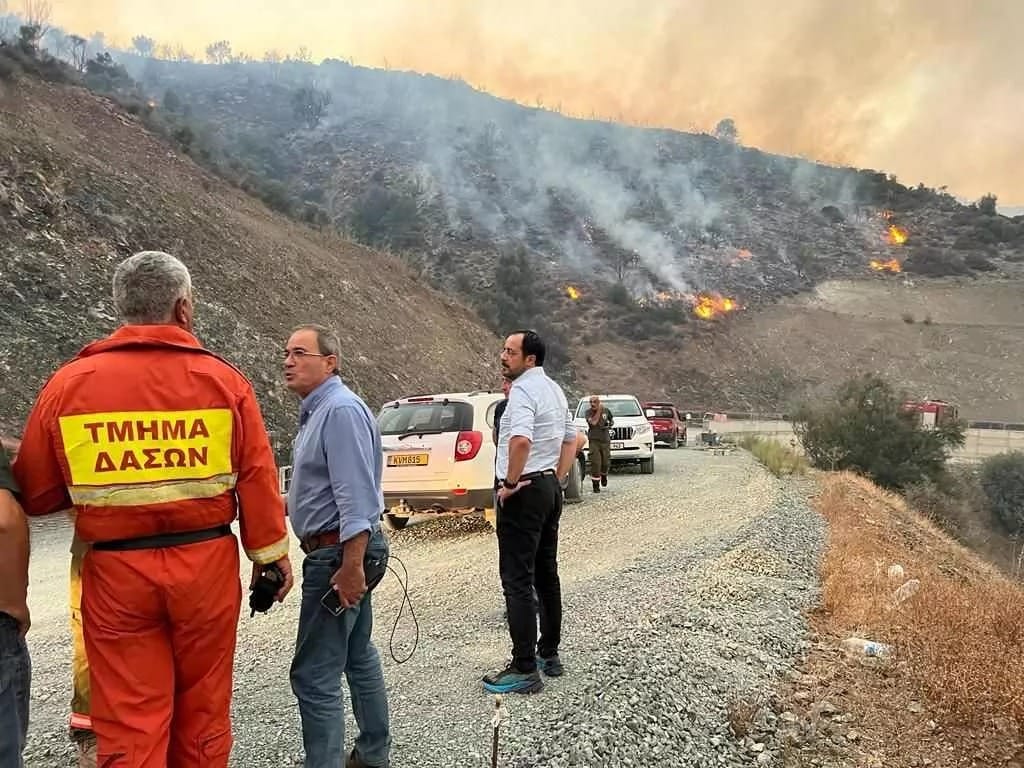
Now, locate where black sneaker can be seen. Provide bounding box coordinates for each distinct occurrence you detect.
[482,662,544,694]
[600,474,608,487]
[537,653,564,677]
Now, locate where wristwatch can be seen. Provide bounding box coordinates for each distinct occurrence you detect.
[502,478,519,489]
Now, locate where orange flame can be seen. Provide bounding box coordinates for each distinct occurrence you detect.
[869,259,902,273]
[692,292,740,320]
[565,285,581,300]
[887,225,908,245]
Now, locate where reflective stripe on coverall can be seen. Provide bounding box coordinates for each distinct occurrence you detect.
[13,325,289,768]
[69,532,92,733]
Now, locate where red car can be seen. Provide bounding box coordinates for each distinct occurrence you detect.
[643,402,688,448]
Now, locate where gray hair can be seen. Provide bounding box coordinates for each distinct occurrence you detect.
[112,251,192,324]
[293,323,341,375]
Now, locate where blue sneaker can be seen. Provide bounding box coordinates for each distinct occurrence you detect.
[482,663,544,694]
[537,653,563,677]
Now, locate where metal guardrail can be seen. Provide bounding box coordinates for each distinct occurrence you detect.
[682,409,1024,431]
[717,420,1024,463]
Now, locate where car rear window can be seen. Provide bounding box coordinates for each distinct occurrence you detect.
[377,401,475,435]
[647,407,675,418]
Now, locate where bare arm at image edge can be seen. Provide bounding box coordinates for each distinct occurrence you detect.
[0,449,30,635]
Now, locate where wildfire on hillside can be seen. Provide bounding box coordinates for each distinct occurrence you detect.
[692,292,740,320]
[887,225,908,245]
[565,285,581,300]
[870,258,902,274]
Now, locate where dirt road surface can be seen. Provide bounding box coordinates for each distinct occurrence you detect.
[22,446,824,767]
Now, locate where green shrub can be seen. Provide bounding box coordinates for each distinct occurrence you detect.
[903,248,969,277]
[0,49,18,80]
[793,374,965,490]
[979,451,1024,535]
[964,252,997,272]
[738,435,807,476]
[905,466,991,539]
[606,283,632,307]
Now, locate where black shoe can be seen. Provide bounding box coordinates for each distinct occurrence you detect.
[346,749,386,768]
[537,653,564,677]
[592,479,601,493]
[600,474,608,487]
[483,662,544,694]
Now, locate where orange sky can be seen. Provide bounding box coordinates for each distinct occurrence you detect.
[45,0,1024,204]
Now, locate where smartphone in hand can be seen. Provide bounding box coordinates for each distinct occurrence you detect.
[320,587,346,617]
[319,553,389,616]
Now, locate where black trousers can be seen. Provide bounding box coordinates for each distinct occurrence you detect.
[496,473,563,671]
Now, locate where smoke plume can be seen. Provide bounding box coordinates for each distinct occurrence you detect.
[51,0,1023,203]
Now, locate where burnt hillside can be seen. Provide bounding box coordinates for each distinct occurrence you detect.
[0,73,501,454]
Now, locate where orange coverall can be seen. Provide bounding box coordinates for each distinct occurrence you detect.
[13,325,290,768]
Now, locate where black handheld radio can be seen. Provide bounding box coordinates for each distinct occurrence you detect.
[249,563,285,617]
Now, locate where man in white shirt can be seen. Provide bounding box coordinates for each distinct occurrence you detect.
[484,330,578,694]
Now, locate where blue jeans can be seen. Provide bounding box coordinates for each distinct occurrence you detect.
[0,613,30,768]
[290,529,391,768]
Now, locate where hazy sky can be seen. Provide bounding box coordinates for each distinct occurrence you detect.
[48,0,1024,205]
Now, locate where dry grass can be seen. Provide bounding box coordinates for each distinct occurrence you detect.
[816,471,1024,734]
[738,435,808,476]
[726,693,765,738]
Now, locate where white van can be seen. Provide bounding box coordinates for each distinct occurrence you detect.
[574,394,655,474]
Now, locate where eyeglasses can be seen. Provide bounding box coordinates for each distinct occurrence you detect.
[283,348,327,360]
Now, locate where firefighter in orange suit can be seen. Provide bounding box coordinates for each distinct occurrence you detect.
[12,251,294,768]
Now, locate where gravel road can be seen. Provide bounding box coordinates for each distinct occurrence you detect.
[22,446,825,767]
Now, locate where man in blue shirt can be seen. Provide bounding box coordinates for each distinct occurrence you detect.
[284,324,391,768]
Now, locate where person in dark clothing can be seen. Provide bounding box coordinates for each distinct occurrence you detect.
[585,396,614,492]
[492,375,538,621]
[492,377,512,446]
[0,444,31,768]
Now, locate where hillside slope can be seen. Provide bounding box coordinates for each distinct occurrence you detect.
[114,57,1022,417]
[590,276,1024,420]
[0,76,501,454]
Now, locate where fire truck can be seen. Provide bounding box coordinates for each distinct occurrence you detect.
[901,398,959,428]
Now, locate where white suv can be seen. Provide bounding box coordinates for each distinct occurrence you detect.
[574,394,655,474]
[377,390,587,529]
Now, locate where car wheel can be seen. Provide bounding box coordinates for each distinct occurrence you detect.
[668,435,679,449]
[640,457,655,474]
[384,513,409,530]
[564,455,584,503]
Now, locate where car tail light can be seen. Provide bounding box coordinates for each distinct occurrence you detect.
[454,430,483,462]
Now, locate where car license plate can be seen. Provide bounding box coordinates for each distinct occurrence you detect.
[387,453,428,467]
[611,442,624,449]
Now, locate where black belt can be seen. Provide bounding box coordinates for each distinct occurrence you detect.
[92,524,232,552]
[500,469,557,485]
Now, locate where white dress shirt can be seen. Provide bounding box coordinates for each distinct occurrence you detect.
[495,367,577,479]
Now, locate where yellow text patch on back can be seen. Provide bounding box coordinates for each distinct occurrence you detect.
[59,409,234,486]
